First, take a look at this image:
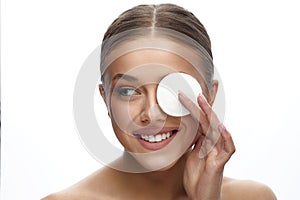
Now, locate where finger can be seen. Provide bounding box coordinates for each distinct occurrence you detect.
[217,124,236,163]
[178,92,210,131]
[178,91,205,121]
[192,136,203,152]
[197,94,223,148]
[199,135,212,159]
[205,126,221,149]
[197,94,220,129]
[178,92,220,157]
[186,128,206,160]
[197,93,227,155]
[178,92,224,158]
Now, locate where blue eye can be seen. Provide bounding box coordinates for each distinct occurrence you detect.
[117,87,138,97]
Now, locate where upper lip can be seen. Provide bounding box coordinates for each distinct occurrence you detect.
[132,127,179,136]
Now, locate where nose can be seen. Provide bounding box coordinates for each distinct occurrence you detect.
[139,85,167,125]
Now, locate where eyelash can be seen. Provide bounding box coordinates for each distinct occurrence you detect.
[116,87,140,97]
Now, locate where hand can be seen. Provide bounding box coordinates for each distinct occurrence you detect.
[178,92,235,200]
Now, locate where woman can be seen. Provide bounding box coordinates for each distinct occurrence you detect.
[43,4,276,200]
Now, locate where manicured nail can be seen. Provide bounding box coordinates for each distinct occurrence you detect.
[198,93,207,103]
[178,90,188,100]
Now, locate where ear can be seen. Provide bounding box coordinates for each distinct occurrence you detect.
[99,84,105,100]
[99,84,111,118]
[208,80,219,106]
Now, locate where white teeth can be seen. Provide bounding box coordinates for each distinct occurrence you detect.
[149,135,155,142]
[139,131,175,143]
[155,134,162,142]
[141,135,148,140]
[166,132,170,138]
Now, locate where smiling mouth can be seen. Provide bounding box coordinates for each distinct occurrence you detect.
[133,129,179,143]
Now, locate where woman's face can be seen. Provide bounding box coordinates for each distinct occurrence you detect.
[100,49,217,170]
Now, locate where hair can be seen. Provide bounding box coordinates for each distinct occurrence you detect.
[102,4,212,58]
[100,4,214,92]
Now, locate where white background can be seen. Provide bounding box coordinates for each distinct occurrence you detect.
[2,0,300,199]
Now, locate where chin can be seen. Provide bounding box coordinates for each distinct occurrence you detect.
[154,160,178,171]
[131,147,191,173]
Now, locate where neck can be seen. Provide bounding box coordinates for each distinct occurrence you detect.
[116,151,190,199]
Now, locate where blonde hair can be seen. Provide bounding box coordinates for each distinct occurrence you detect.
[102,4,212,58]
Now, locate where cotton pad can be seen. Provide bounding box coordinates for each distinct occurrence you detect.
[157,72,202,117]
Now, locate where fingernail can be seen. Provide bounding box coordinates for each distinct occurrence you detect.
[178,90,188,100]
[198,93,207,103]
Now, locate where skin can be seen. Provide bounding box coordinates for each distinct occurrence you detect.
[42,50,277,200]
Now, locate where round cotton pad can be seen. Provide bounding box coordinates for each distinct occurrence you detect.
[157,72,202,117]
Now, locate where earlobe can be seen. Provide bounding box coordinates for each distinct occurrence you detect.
[209,80,219,106]
[99,84,111,118]
[99,84,105,100]
[99,84,108,106]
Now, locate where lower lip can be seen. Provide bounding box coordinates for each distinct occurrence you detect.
[137,132,177,151]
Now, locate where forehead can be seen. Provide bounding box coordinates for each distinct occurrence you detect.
[104,49,202,82]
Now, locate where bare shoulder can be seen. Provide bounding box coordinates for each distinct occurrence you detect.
[222,177,277,200]
[41,192,78,200]
[41,186,98,200]
[41,167,116,200]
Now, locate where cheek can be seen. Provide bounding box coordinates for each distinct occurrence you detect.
[110,97,143,133]
[110,99,131,132]
[180,117,199,144]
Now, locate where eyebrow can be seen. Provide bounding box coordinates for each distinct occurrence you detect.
[112,73,138,82]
